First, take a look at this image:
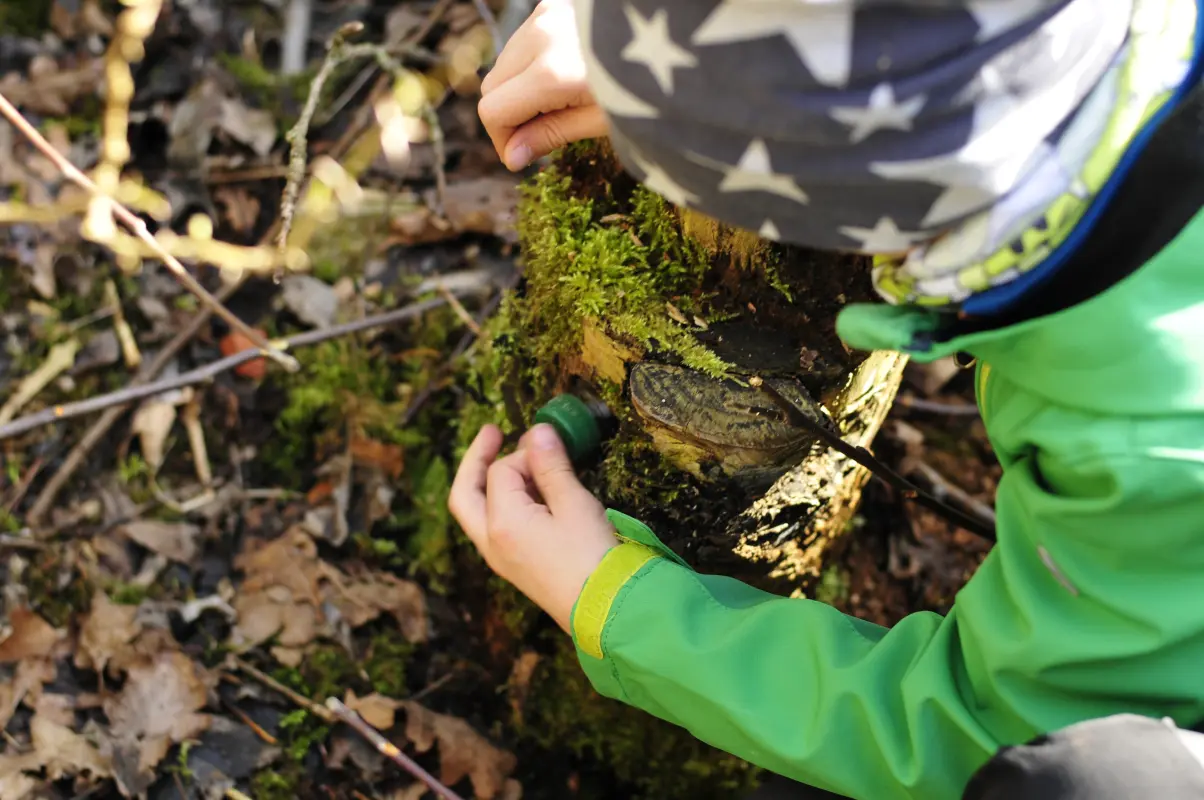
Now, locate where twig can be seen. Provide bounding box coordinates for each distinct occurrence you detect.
[756,381,998,541]
[896,395,981,416]
[908,459,997,525]
[0,92,298,373]
[231,656,336,724]
[26,280,241,525]
[279,22,368,251]
[326,697,466,800]
[469,0,505,60]
[0,297,453,442]
[437,282,480,335]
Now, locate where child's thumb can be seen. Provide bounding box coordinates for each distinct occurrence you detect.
[527,424,590,515]
[505,105,608,170]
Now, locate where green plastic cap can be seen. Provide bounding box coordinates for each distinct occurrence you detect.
[533,393,602,463]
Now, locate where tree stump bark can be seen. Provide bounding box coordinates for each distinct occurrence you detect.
[463,140,906,597]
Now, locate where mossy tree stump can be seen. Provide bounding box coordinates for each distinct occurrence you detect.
[463,141,905,596]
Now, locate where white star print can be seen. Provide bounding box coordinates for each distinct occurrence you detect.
[575,0,658,118]
[628,148,699,208]
[830,83,927,143]
[719,139,809,203]
[839,217,927,253]
[691,0,855,87]
[621,6,697,94]
[966,0,1048,41]
[759,220,781,240]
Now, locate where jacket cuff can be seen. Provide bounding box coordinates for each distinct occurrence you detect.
[569,510,689,695]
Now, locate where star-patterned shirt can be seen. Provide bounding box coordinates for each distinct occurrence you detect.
[573,0,1199,307]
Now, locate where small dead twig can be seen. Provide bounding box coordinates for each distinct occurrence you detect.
[897,396,981,416]
[0,93,298,373]
[230,656,336,724]
[326,697,466,800]
[0,296,453,442]
[437,282,481,336]
[908,459,997,525]
[26,280,242,525]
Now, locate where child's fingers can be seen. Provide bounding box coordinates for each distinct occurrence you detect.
[507,104,608,170]
[478,67,590,166]
[525,424,598,518]
[448,425,503,543]
[485,449,542,522]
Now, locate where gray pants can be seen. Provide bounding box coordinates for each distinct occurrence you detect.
[745,714,1204,800]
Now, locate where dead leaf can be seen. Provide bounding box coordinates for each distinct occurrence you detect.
[344,690,403,730]
[281,274,339,329]
[130,400,178,472]
[219,97,277,159]
[0,58,102,117]
[230,528,325,650]
[32,715,112,781]
[119,520,200,563]
[213,186,261,234]
[350,437,405,480]
[103,651,212,795]
[0,608,65,663]
[327,569,428,643]
[76,591,142,676]
[665,301,689,326]
[402,702,518,800]
[0,657,55,730]
[32,692,78,727]
[0,338,81,425]
[507,651,542,723]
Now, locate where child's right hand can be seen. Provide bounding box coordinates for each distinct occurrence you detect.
[478,0,609,171]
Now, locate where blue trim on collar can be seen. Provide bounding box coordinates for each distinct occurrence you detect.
[960,5,1204,317]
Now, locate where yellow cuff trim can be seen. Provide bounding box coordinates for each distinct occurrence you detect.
[573,542,660,660]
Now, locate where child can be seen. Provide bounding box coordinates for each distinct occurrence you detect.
[448,0,1204,797]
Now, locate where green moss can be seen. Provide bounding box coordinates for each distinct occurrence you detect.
[250,764,306,800]
[0,0,52,36]
[518,634,757,799]
[815,565,850,606]
[363,629,414,697]
[23,549,91,628]
[216,53,315,133]
[108,581,151,606]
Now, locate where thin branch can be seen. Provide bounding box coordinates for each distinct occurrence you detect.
[0,92,298,373]
[230,657,336,723]
[908,459,997,525]
[26,280,241,525]
[1,297,452,442]
[896,395,981,416]
[326,698,466,800]
[756,381,997,541]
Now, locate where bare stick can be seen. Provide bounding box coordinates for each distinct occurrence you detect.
[231,657,336,724]
[1,297,452,442]
[896,395,981,416]
[0,92,298,373]
[326,698,466,800]
[26,280,240,524]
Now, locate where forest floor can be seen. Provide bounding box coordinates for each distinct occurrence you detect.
[0,2,998,799]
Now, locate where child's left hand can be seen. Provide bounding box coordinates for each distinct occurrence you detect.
[449,423,619,631]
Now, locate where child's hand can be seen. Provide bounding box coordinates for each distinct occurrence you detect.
[449,423,619,631]
[478,0,608,171]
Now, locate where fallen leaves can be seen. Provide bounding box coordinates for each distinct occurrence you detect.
[75,591,141,677]
[0,56,102,116]
[402,702,519,800]
[118,519,201,564]
[328,569,428,644]
[0,608,65,663]
[103,651,213,796]
[0,657,55,731]
[0,716,112,800]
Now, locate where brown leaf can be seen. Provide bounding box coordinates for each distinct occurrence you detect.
[76,591,143,676]
[344,690,402,730]
[328,570,428,643]
[507,651,542,723]
[213,186,261,234]
[402,702,517,800]
[0,58,102,117]
[349,437,405,480]
[129,400,177,472]
[0,657,55,730]
[119,520,200,563]
[103,651,212,795]
[0,608,64,663]
[31,715,112,781]
[230,528,325,651]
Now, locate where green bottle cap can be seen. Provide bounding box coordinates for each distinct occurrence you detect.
[533,393,602,463]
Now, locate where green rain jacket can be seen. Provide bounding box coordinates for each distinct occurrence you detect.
[567,37,1204,800]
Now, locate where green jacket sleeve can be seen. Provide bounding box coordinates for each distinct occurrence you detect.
[570,424,1204,800]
